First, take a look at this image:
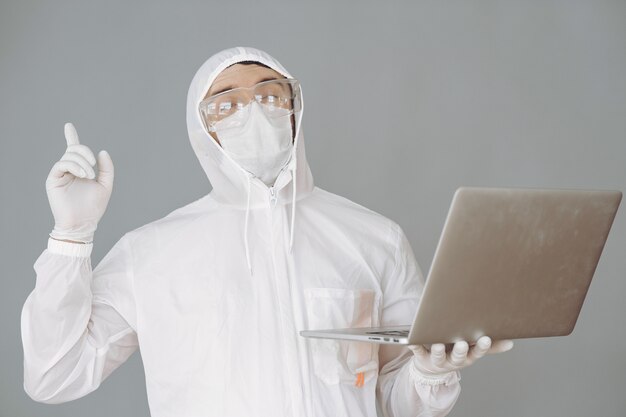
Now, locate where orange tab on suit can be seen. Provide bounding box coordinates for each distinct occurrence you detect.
[354,372,365,387]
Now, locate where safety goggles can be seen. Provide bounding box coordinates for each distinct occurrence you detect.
[199,78,302,133]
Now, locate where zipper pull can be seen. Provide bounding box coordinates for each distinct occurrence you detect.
[269,186,277,206]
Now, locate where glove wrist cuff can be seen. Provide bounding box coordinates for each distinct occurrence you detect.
[47,237,93,257]
[409,359,461,387]
[49,228,95,244]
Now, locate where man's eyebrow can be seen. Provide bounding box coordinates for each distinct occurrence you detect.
[208,76,281,98]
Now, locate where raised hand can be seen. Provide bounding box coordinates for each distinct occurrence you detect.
[45,122,115,243]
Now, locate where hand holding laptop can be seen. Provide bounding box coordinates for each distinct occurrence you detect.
[408,336,514,379]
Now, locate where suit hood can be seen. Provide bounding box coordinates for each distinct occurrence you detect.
[185,46,315,274]
[186,46,314,207]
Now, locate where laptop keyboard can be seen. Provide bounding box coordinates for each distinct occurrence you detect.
[365,330,410,336]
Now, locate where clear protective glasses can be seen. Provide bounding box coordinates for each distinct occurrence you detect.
[199,78,302,133]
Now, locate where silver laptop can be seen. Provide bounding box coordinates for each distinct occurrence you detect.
[300,187,622,345]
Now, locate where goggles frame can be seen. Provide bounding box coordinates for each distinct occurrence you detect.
[199,78,302,134]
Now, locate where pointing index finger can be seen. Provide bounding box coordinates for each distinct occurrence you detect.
[64,122,80,146]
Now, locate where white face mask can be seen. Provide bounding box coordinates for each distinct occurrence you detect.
[214,101,294,186]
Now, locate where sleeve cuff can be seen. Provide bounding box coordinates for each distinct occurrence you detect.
[409,360,461,387]
[47,237,93,257]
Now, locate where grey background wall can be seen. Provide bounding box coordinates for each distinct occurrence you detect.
[1,1,625,416]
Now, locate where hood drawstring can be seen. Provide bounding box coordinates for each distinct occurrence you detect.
[289,158,297,254]
[244,173,252,275]
[289,90,303,255]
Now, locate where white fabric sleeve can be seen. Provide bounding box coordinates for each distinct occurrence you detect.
[376,223,462,417]
[20,234,139,404]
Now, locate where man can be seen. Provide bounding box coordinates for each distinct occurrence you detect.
[21,46,513,417]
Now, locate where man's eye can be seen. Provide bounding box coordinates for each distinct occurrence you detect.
[218,102,232,112]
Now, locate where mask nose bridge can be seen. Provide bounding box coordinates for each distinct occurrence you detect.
[242,100,268,129]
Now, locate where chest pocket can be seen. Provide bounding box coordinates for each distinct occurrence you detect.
[304,287,381,386]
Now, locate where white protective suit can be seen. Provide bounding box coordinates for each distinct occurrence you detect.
[21,46,462,417]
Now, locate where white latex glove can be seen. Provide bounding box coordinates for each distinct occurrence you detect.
[46,122,114,243]
[407,336,514,378]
